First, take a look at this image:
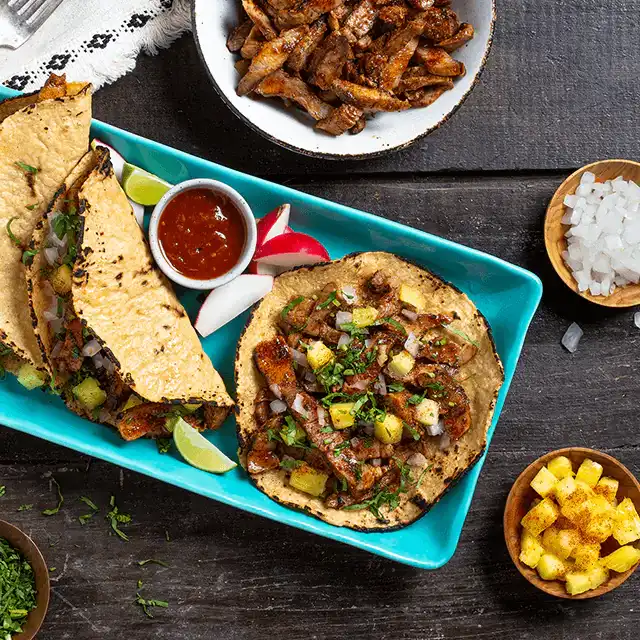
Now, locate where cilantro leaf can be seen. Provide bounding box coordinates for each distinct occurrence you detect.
[279,458,304,471]
[316,290,337,309]
[22,248,38,266]
[445,324,480,348]
[15,161,38,175]
[281,296,305,319]
[42,477,63,516]
[6,217,22,249]
[106,495,131,541]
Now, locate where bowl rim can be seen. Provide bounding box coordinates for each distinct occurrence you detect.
[0,519,50,639]
[148,178,258,290]
[190,0,497,161]
[504,446,640,599]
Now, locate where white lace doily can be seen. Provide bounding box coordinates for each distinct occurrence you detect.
[0,0,191,92]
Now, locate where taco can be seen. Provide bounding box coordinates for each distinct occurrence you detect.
[235,252,504,531]
[26,147,233,440]
[0,74,91,382]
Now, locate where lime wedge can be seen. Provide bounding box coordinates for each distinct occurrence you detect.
[122,162,172,206]
[172,417,237,474]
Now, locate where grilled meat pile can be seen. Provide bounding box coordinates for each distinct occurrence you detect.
[228,0,474,136]
[247,270,479,520]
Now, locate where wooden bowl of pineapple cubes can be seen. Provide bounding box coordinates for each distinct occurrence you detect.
[504,447,640,599]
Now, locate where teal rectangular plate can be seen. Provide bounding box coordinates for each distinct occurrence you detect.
[0,86,541,568]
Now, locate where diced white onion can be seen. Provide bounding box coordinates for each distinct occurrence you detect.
[82,339,101,357]
[336,311,353,328]
[426,420,444,437]
[404,331,421,357]
[304,370,317,382]
[351,379,369,391]
[103,357,115,375]
[407,452,428,466]
[291,348,308,368]
[44,247,59,265]
[50,341,63,358]
[401,309,418,322]
[292,393,308,418]
[269,383,282,400]
[561,322,583,353]
[371,458,382,467]
[439,433,451,450]
[92,353,104,369]
[98,408,112,424]
[341,285,358,304]
[46,316,63,335]
[337,332,352,348]
[50,232,68,249]
[364,339,373,348]
[350,437,359,447]
[270,399,287,414]
[373,373,387,396]
[317,407,326,427]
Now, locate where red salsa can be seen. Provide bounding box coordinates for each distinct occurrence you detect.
[158,188,246,280]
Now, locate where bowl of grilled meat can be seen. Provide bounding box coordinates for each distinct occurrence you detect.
[193,0,496,159]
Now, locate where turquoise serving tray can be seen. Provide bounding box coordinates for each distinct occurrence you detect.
[0,86,541,568]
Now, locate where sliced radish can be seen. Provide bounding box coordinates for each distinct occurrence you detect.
[256,204,291,247]
[195,275,274,338]
[254,232,329,269]
[91,138,145,228]
[248,261,286,276]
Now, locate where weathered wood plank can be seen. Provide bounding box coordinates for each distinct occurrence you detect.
[94,0,640,175]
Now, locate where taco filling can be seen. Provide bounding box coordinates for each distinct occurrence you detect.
[246,270,481,520]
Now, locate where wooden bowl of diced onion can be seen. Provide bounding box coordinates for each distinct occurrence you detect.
[504,447,640,599]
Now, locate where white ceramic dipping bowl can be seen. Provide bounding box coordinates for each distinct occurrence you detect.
[149,178,257,290]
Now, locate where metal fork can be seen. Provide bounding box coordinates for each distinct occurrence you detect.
[0,0,65,49]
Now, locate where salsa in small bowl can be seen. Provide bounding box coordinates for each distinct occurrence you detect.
[149,179,257,290]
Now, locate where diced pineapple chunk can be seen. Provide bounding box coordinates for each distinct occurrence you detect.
[575,458,604,488]
[72,377,107,411]
[573,543,601,571]
[122,394,143,412]
[399,284,426,312]
[594,476,619,504]
[560,481,594,524]
[415,398,439,426]
[51,264,72,295]
[352,307,378,328]
[587,565,609,590]
[554,476,578,506]
[521,497,560,536]
[16,363,47,390]
[582,515,614,544]
[374,414,404,444]
[520,530,545,568]
[600,545,640,573]
[565,572,592,595]
[307,341,334,370]
[531,466,558,498]
[388,350,415,378]
[547,455,574,479]
[551,529,581,560]
[289,464,329,497]
[537,553,568,581]
[613,498,640,545]
[329,402,356,429]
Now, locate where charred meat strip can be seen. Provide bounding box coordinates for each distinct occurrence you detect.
[378,36,419,90]
[247,430,281,473]
[256,69,334,120]
[316,103,364,135]
[242,0,278,40]
[204,404,232,430]
[253,336,377,494]
[342,0,378,43]
[397,66,453,92]
[54,317,85,374]
[406,0,434,8]
[438,22,474,52]
[273,0,345,29]
[332,79,410,111]
[241,25,266,59]
[418,337,461,366]
[405,85,451,108]
[413,45,465,76]
[421,6,459,42]
[382,390,425,435]
[378,4,409,28]
[227,19,254,52]
[280,286,343,343]
[287,17,328,72]
[237,26,308,95]
[309,32,353,90]
[350,437,395,461]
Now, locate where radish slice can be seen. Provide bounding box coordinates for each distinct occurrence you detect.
[248,260,286,276]
[254,232,329,268]
[195,275,274,338]
[92,138,146,228]
[256,204,291,247]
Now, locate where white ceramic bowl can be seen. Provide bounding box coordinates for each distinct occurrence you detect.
[192,0,496,160]
[149,179,257,290]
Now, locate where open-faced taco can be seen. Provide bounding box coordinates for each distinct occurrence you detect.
[236,252,504,531]
[0,74,91,382]
[26,147,233,440]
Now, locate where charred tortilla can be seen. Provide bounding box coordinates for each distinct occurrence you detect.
[0,74,91,377]
[235,252,503,531]
[26,147,233,440]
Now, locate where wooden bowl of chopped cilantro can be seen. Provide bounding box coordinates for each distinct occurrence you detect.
[0,520,49,639]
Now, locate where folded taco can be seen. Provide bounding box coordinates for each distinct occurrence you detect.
[235,252,504,530]
[26,147,233,440]
[0,74,91,382]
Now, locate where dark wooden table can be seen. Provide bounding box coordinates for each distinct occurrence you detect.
[2,2,639,638]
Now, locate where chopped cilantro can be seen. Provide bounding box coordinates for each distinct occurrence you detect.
[15,161,38,175]
[316,290,337,309]
[445,325,480,348]
[134,589,168,619]
[42,477,63,516]
[279,458,304,471]
[6,217,21,249]
[136,559,169,567]
[404,422,421,441]
[17,504,33,512]
[106,496,131,541]
[320,426,334,433]
[333,441,350,455]
[0,486,5,497]
[78,496,99,525]
[281,296,305,319]
[156,438,172,454]
[21,248,38,266]
[375,317,406,334]
[387,382,405,393]
[25,203,38,211]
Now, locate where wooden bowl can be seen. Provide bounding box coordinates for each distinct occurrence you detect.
[544,159,640,308]
[504,447,640,599]
[0,520,50,639]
